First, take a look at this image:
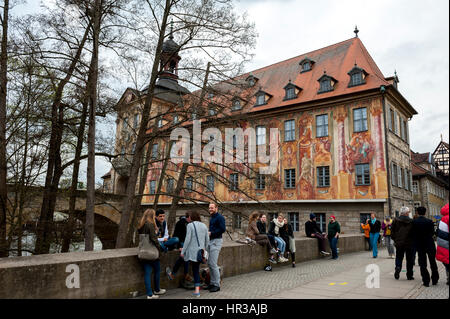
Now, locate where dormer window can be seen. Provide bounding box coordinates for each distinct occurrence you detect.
[208,106,217,116]
[245,74,258,87]
[317,71,337,94]
[347,64,368,87]
[254,90,272,106]
[231,98,242,111]
[299,57,315,73]
[283,81,302,101]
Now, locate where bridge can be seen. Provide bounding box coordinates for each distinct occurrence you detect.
[6,185,126,249]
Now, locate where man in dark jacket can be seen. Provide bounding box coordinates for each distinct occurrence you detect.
[412,206,439,286]
[305,213,330,256]
[166,213,192,284]
[368,213,382,258]
[207,203,226,293]
[257,214,277,250]
[391,206,414,280]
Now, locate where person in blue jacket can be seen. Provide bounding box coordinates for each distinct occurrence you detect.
[206,202,226,293]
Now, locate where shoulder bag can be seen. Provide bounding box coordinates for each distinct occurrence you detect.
[138,224,160,261]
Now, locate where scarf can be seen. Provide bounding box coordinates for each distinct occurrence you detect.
[273,218,284,235]
[371,218,376,224]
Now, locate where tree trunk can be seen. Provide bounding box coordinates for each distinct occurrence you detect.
[115,0,172,249]
[85,0,101,252]
[34,24,91,255]
[0,0,10,258]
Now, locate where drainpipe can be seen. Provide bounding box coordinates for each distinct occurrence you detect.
[380,86,392,217]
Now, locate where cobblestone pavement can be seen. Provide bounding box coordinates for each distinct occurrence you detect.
[150,248,448,299]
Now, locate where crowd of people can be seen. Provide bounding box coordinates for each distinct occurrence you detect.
[136,201,449,299]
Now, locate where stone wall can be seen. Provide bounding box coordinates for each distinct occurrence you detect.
[0,234,365,299]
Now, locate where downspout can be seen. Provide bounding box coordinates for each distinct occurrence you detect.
[381,86,392,217]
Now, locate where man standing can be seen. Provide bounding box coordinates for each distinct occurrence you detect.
[391,206,414,281]
[412,206,439,286]
[207,203,226,293]
[305,213,330,256]
[155,209,179,252]
[368,213,381,258]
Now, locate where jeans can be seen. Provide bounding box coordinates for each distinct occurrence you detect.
[385,236,395,256]
[370,233,380,257]
[266,234,277,248]
[417,245,439,285]
[173,256,190,275]
[328,237,339,259]
[395,246,414,279]
[190,261,201,287]
[143,260,160,297]
[159,237,179,252]
[274,236,286,253]
[207,238,223,287]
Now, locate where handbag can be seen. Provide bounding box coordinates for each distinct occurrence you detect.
[193,222,208,264]
[138,226,159,261]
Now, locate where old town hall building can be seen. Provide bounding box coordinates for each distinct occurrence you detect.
[103,30,418,235]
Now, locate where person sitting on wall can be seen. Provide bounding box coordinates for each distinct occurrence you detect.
[281,217,296,267]
[257,214,278,252]
[268,213,289,263]
[305,213,330,256]
[155,209,179,253]
[246,211,278,264]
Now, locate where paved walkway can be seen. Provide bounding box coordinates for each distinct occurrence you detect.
[153,247,448,299]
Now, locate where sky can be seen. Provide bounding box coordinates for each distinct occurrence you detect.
[12,0,450,184]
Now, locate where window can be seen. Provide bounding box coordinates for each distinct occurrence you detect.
[208,107,216,116]
[389,109,394,131]
[398,167,403,188]
[123,117,128,129]
[284,120,295,142]
[355,163,370,185]
[157,117,163,128]
[256,93,266,106]
[350,72,363,86]
[353,107,368,132]
[206,175,214,192]
[208,92,214,99]
[133,114,139,129]
[302,62,311,72]
[314,213,326,233]
[151,143,159,160]
[132,143,136,154]
[167,178,174,194]
[232,134,237,150]
[284,169,296,188]
[285,86,296,100]
[191,112,197,120]
[149,180,156,195]
[256,126,266,145]
[232,99,241,111]
[185,177,193,192]
[414,202,421,209]
[173,115,179,124]
[392,163,398,187]
[230,173,239,191]
[404,169,410,191]
[393,110,398,135]
[256,174,266,190]
[316,114,328,137]
[319,79,332,93]
[234,214,242,230]
[288,212,299,232]
[317,166,330,187]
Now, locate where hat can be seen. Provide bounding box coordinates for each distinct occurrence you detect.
[309,213,316,219]
[330,215,336,219]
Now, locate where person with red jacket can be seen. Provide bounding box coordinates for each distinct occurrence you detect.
[436,203,449,285]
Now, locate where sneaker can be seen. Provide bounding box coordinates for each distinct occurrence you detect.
[279,257,289,263]
[269,257,277,264]
[154,289,166,295]
[270,248,277,254]
[394,268,400,280]
[147,295,159,299]
[320,251,330,256]
[192,292,201,298]
[166,267,174,280]
[209,286,220,293]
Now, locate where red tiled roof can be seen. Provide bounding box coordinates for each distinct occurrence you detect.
[411,151,430,164]
[206,37,391,113]
[411,162,428,176]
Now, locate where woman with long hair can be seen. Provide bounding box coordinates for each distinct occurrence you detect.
[181,210,209,297]
[137,209,166,299]
[246,211,277,264]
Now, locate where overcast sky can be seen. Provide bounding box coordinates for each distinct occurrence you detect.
[14,0,449,184]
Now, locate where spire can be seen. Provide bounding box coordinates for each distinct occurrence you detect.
[354,25,359,38]
[169,20,174,40]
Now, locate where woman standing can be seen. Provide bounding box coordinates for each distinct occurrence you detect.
[369,213,382,258]
[436,203,449,285]
[181,210,209,297]
[382,216,395,258]
[281,218,296,267]
[246,211,277,264]
[268,214,289,262]
[327,215,340,260]
[137,209,166,299]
